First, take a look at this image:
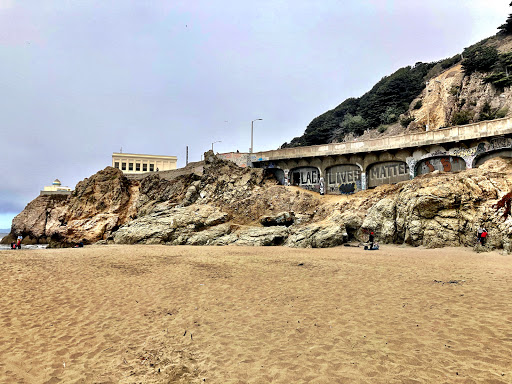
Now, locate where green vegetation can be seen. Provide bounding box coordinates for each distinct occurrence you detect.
[451,110,473,126]
[478,102,508,121]
[377,125,388,133]
[461,44,499,75]
[498,1,512,35]
[399,116,415,128]
[283,62,435,147]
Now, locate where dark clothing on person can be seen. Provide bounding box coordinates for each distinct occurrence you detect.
[369,233,375,249]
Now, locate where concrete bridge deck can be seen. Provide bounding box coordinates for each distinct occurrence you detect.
[249,118,512,194]
[252,117,512,162]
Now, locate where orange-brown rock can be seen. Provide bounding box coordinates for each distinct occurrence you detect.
[4,154,512,250]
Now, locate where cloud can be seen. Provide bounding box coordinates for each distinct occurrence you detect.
[0,0,13,10]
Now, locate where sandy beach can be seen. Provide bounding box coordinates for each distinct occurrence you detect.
[0,244,511,383]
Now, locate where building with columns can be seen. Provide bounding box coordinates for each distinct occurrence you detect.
[111,153,177,174]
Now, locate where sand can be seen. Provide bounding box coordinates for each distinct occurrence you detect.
[0,245,511,383]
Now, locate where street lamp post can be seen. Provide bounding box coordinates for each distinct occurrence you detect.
[250,118,262,153]
[211,140,221,151]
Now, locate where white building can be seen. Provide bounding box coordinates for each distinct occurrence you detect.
[41,179,72,195]
[111,152,177,174]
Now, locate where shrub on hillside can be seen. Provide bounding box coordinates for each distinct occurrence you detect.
[400,116,415,128]
[462,45,499,75]
[451,110,473,126]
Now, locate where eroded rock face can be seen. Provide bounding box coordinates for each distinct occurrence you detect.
[4,153,512,250]
[7,194,69,244]
[5,167,139,246]
[363,158,512,249]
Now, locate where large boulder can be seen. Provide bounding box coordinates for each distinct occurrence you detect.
[113,205,230,245]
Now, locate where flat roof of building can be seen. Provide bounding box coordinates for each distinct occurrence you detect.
[112,152,177,160]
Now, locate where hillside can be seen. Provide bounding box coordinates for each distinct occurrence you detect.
[283,11,512,148]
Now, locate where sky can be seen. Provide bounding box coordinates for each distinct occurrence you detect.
[0,0,510,229]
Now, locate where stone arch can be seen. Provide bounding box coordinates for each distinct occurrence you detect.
[366,161,410,189]
[325,163,363,194]
[289,166,321,192]
[415,155,466,175]
[473,149,512,167]
[264,168,285,185]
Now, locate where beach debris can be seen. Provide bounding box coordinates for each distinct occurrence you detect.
[183,330,187,336]
[433,279,465,285]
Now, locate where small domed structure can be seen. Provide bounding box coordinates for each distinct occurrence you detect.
[41,178,72,195]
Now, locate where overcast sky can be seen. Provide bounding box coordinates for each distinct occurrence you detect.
[0,0,509,229]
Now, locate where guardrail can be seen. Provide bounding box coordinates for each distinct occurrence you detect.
[253,117,512,162]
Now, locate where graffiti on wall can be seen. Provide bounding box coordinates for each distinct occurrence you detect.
[368,161,410,188]
[326,164,362,194]
[416,156,466,175]
[475,137,512,156]
[451,147,477,158]
[291,167,320,192]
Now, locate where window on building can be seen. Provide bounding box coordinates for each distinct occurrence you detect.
[136,163,140,171]
[122,162,126,170]
[150,164,154,172]
[143,164,147,172]
[129,163,133,171]
[114,162,119,169]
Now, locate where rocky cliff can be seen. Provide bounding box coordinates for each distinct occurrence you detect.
[3,152,512,251]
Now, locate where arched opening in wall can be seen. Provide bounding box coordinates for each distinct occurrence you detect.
[264,168,285,185]
[290,166,321,193]
[415,156,466,175]
[473,149,512,167]
[367,161,410,189]
[325,164,362,194]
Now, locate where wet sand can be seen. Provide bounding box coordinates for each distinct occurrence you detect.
[0,244,511,383]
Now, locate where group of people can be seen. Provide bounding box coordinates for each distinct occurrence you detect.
[10,237,22,249]
[477,227,488,246]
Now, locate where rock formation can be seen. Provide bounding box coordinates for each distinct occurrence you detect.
[3,152,512,251]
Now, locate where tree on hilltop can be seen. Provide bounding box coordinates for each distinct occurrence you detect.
[498,1,512,34]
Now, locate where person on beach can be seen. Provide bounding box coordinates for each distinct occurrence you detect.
[16,238,21,249]
[369,232,375,250]
[480,228,488,246]
[477,227,483,244]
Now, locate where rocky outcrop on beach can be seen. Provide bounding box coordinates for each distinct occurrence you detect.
[4,167,139,247]
[3,152,512,250]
